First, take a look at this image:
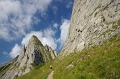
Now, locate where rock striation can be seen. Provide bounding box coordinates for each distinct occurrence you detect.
[0,35,58,79]
[61,0,120,56]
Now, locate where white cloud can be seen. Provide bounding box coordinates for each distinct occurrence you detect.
[66,1,73,8]
[32,17,41,25]
[9,44,21,58]
[58,19,70,48]
[53,23,59,28]
[52,6,58,14]
[2,51,9,55]
[0,0,52,41]
[9,18,69,58]
[22,28,57,50]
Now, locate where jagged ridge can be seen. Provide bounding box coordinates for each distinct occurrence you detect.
[0,35,58,79]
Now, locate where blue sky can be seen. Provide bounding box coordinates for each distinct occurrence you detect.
[0,0,73,65]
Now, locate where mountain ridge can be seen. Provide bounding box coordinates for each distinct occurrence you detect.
[0,35,58,79]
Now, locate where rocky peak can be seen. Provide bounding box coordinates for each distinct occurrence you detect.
[1,35,58,79]
[45,44,52,51]
[28,35,43,46]
[45,44,58,59]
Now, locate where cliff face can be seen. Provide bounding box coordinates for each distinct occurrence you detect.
[0,35,58,79]
[61,0,120,56]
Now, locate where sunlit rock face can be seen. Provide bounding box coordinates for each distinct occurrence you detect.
[1,35,58,79]
[61,0,120,56]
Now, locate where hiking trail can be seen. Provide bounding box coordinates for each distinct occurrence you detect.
[47,71,54,79]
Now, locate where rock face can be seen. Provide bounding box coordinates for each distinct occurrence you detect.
[45,45,58,59]
[61,0,120,56]
[0,35,58,79]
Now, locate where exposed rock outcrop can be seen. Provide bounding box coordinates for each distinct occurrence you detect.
[0,35,58,79]
[61,0,120,56]
[45,45,58,59]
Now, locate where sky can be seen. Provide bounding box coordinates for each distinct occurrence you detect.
[0,0,74,65]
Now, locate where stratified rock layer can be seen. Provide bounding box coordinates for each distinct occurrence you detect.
[61,0,120,56]
[1,35,58,79]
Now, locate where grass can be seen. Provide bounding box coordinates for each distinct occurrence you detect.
[17,61,52,79]
[99,29,112,37]
[118,19,120,26]
[53,34,120,79]
[17,34,120,79]
[112,25,118,29]
[106,19,120,29]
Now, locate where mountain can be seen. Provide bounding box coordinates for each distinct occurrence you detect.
[61,0,120,56]
[17,0,120,79]
[1,0,120,79]
[0,35,58,79]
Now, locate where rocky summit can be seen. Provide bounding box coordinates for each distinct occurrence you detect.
[0,35,58,79]
[61,0,120,56]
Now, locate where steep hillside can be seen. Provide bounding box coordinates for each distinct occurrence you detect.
[61,0,120,55]
[17,34,120,79]
[53,34,120,79]
[0,35,58,79]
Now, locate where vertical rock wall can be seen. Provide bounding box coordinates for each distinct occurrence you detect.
[61,0,120,56]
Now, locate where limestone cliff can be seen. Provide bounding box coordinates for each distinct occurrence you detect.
[61,0,120,56]
[0,35,58,79]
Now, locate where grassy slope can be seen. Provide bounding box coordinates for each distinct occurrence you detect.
[17,62,52,79]
[54,34,120,79]
[17,34,120,79]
